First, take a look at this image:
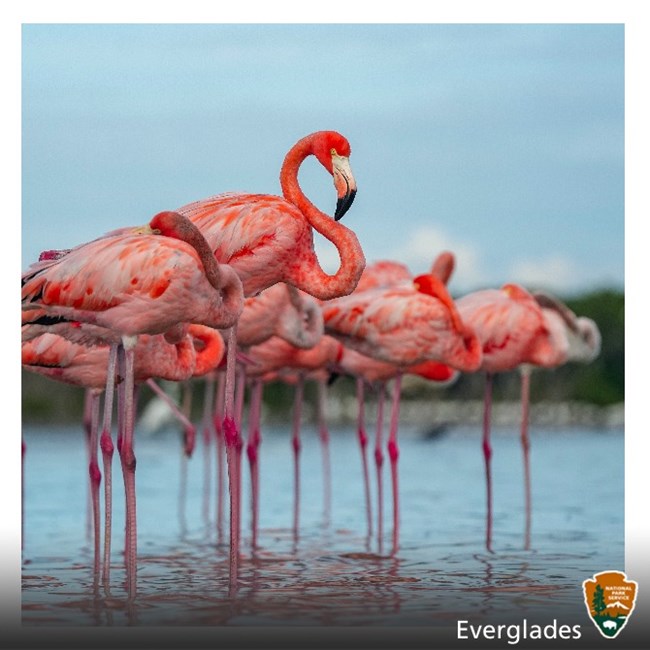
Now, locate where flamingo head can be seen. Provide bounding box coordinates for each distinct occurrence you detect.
[311,131,357,221]
[148,211,188,236]
[572,317,602,362]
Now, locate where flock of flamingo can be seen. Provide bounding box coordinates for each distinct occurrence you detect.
[21,130,602,600]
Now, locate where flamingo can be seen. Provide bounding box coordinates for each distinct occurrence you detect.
[322,272,482,553]
[174,131,365,586]
[177,131,363,300]
[456,283,568,552]
[22,325,225,587]
[514,292,602,549]
[330,252,457,540]
[22,211,243,596]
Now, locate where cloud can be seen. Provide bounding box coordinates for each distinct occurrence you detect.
[388,225,485,292]
[509,254,582,293]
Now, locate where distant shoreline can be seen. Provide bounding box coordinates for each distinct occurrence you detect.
[269,398,625,430]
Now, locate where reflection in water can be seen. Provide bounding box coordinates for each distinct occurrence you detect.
[22,425,623,626]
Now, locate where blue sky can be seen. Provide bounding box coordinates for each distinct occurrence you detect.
[21,22,624,297]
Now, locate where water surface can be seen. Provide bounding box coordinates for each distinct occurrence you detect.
[22,423,624,628]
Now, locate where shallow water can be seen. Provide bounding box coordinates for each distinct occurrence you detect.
[22,422,624,628]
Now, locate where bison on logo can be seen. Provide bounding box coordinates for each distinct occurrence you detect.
[583,571,638,639]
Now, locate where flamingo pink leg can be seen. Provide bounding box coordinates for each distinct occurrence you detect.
[235,365,246,430]
[292,375,305,541]
[233,366,247,556]
[86,391,102,583]
[316,378,331,526]
[100,344,117,590]
[355,377,373,540]
[82,390,94,542]
[387,374,402,556]
[201,375,216,530]
[144,379,196,446]
[374,383,386,553]
[214,371,226,544]
[117,338,138,598]
[180,382,194,535]
[483,372,494,553]
[181,381,195,457]
[222,326,243,591]
[246,379,263,549]
[520,367,532,550]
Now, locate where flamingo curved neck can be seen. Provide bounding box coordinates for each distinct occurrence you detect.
[184,226,223,291]
[280,135,365,300]
[191,328,225,376]
[157,337,195,381]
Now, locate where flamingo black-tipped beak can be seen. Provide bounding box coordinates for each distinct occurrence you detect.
[332,154,357,221]
[335,187,356,221]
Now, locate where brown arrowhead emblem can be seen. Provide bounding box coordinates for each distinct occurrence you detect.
[583,571,638,639]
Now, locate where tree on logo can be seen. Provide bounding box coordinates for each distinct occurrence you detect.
[592,584,606,615]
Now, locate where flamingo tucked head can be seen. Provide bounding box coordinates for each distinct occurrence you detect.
[147,211,224,292]
[148,210,193,237]
[310,131,357,221]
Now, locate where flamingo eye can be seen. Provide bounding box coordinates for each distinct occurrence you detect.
[331,148,337,156]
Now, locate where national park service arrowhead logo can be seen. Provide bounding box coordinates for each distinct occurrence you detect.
[583,571,638,639]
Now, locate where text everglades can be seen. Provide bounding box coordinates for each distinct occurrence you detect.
[457,619,582,644]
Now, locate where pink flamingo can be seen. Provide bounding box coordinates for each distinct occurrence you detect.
[22,211,243,597]
[330,252,457,541]
[22,324,225,587]
[336,258,413,535]
[322,272,482,554]
[177,131,363,300]
[175,131,365,585]
[515,292,602,549]
[456,283,568,552]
